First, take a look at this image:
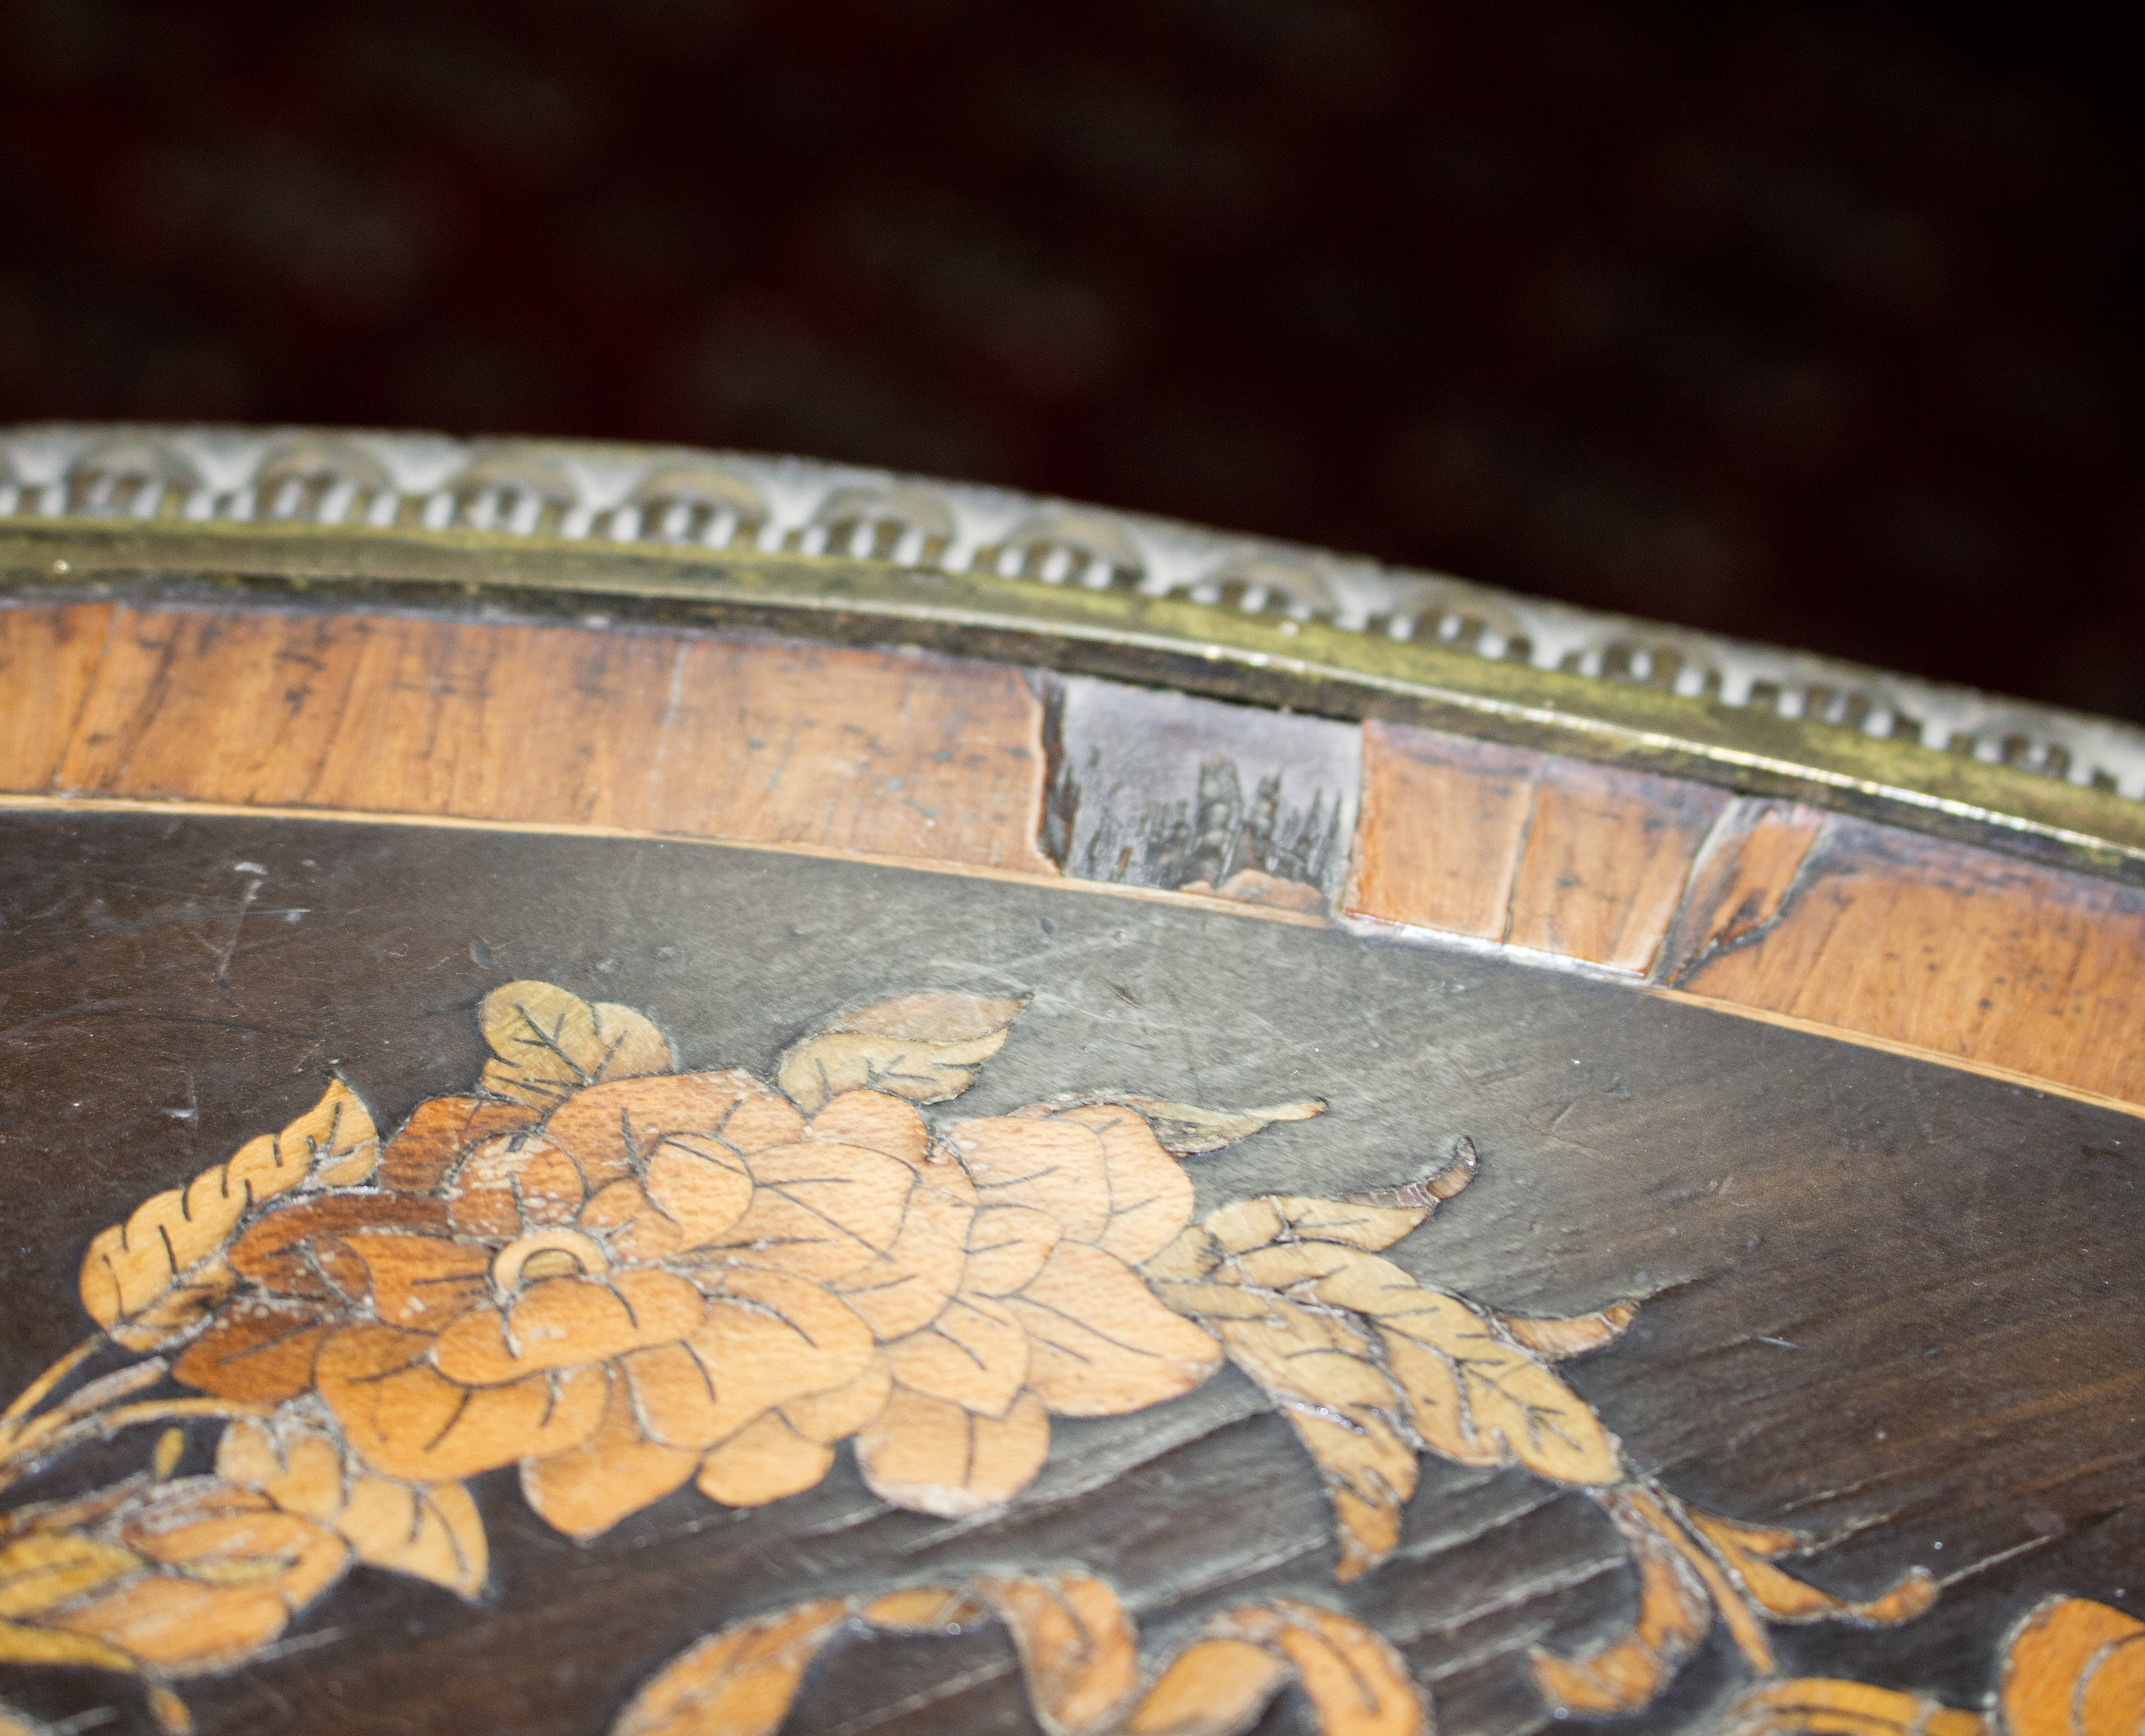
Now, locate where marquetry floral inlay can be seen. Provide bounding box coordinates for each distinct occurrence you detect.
[1,979,2129,1736]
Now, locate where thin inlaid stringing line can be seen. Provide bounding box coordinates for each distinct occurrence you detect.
[0,792,1333,927]
[10,791,2138,1124]
[1643,988,2145,1125]
[1345,912,2145,1123]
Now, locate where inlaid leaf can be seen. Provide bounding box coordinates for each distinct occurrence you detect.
[1005,1243,1223,1417]
[1998,1596,2145,1736]
[1201,1603,1425,1736]
[1497,1304,1638,1360]
[216,1411,487,1598]
[777,992,1027,1114]
[854,1386,1051,1518]
[37,1483,352,1678]
[1530,1490,1713,1715]
[1150,1255,1415,1581]
[969,1574,1140,1736]
[1193,1149,1474,1260]
[612,1598,851,1736]
[1291,1251,1624,1487]
[80,1079,377,1348]
[0,1533,141,1619]
[1202,1196,1431,1257]
[0,1618,141,1679]
[1153,1221,1623,1576]
[1045,1095,1326,1158]
[1715,1678,1988,1736]
[1684,1506,1936,1628]
[478,980,674,1110]
[1124,1638,1290,1736]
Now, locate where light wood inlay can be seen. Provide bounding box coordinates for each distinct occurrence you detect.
[1503,758,1730,972]
[1348,720,1726,973]
[1664,813,2145,1107]
[1349,724,1541,941]
[0,600,111,788]
[3,601,1055,874]
[1652,798,1831,972]
[1347,720,2145,1111]
[12,598,2145,1115]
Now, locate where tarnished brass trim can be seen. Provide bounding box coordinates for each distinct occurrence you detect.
[6,512,2144,881]
[5,422,2141,800]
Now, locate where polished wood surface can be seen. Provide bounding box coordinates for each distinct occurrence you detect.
[1349,720,1732,972]
[1,601,1053,873]
[1661,810,2145,1107]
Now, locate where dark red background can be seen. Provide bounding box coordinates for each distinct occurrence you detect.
[2,1,2139,717]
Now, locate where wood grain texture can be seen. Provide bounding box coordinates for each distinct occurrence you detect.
[1349,724,1541,941]
[0,600,110,788]
[1348,720,1728,973]
[1662,810,2145,1107]
[1,601,1053,873]
[1503,759,1731,971]
[1651,797,1832,973]
[13,599,2145,1116]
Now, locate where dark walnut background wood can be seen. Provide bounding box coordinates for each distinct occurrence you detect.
[1,594,2142,1736]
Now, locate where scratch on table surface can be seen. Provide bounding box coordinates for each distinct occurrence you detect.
[212,861,269,987]
[1939,1530,2058,1588]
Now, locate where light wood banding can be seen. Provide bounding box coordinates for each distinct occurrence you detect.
[1662,812,2145,1108]
[1348,720,1728,973]
[3,601,1053,874]
[11,596,2145,1116]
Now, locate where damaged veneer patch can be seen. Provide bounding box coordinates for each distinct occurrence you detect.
[1035,674,1360,915]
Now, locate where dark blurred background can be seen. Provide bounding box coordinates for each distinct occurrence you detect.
[1,1,2139,717]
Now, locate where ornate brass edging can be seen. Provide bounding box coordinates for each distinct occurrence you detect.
[12,502,2145,880]
[6,508,2145,882]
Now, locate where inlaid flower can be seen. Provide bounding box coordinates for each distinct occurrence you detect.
[177,1069,922,1539]
[7,972,1953,1735]
[0,1477,349,1687]
[849,1101,1225,1517]
[173,996,1228,1534]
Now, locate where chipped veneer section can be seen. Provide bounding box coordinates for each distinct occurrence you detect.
[1344,719,2145,1114]
[1662,809,2145,1107]
[1036,672,1359,915]
[10,598,2145,1111]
